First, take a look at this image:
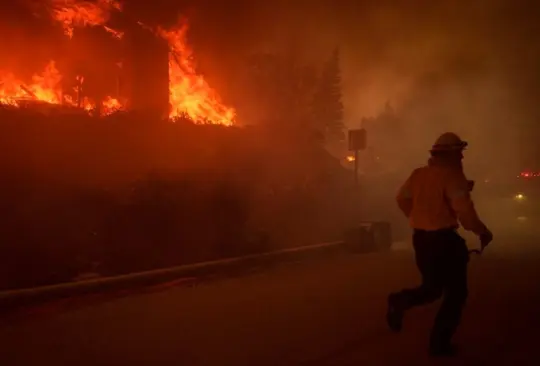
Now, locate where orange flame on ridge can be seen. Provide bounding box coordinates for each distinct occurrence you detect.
[102,96,123,115]
[158,20,236,125]
[0,61,63,106]
[2,2,234,125]
[50,0,122,38]
[0,62,123,115]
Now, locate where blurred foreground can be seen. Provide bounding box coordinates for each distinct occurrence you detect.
[1,236,539,365]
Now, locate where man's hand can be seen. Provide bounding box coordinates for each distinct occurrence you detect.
[479,229,493,249]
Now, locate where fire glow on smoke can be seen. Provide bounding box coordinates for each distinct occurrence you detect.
[0,0,235,125]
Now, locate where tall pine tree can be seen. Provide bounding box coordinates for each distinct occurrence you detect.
[312,48,345,143]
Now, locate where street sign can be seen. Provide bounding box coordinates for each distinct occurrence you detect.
[348,129,367,151]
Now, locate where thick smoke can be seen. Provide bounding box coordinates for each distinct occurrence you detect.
[185,0,540,238]
[184,0,539,167]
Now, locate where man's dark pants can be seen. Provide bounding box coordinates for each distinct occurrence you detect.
[391,228,469,347]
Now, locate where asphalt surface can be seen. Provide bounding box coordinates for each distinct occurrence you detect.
[0,239,539,366]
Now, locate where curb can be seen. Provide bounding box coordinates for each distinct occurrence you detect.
[0,240,347,311]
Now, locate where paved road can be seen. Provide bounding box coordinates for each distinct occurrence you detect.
[0,240,539,366]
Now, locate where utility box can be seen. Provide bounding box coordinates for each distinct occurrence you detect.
[344,222,392,253]
[348,128,367,151]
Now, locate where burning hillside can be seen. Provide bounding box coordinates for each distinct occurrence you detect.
[159,21,236,124]
[0,0,235,125]
[0,61,116,114]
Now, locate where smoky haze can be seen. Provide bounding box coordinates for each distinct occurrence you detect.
[179,0,540,237]
[180,0,540,235]
[177,0,540,169]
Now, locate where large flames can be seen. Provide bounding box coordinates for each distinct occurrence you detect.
[0,0,235,125]
[50,0,123,39]
[159,21,235,125]
[0,61,120,115]
[0,61,63,107]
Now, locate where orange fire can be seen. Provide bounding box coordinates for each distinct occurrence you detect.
[158,20,236,125]
[102,96,123,115]
[0,61,63,106]
[49,0,123,39]
[1,1,235,125]
[0,62,122,115]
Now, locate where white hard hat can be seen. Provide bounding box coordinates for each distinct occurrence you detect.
[431,132,468,152]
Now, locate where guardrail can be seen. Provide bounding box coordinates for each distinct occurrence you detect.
[0,222,394,312]
[0,240,349,311]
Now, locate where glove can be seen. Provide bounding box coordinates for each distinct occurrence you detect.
[479,229,493,250]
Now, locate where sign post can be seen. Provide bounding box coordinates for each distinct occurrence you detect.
[348,128,367,185]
